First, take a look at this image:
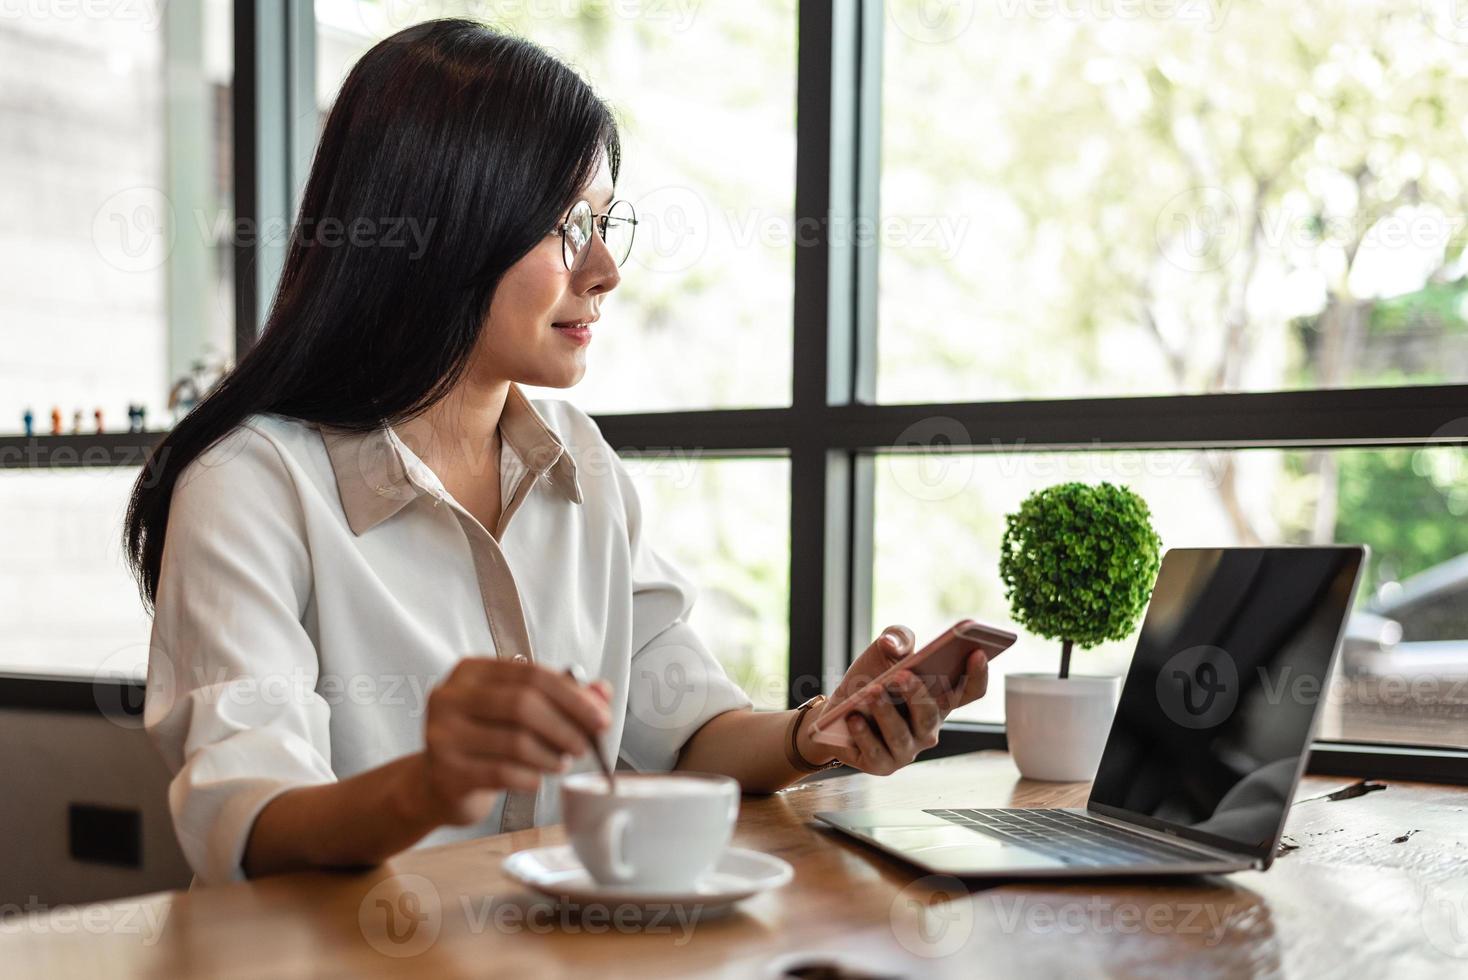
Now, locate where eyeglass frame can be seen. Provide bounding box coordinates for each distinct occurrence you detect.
[551,198,638,272]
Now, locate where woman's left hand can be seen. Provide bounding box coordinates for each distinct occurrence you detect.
[801,624,990,776]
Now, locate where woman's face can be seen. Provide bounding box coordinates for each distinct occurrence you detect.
[470,152,622,390]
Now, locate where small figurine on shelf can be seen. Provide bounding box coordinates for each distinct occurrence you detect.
[167,350,233,427]
[22,408,33,437]
[71,409,83,435]
[127,403,147,433]
[167,374,200,426]
[50,407,62,436]
[94,408,104,434]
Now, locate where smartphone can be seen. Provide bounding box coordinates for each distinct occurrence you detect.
[809,619,1016,748]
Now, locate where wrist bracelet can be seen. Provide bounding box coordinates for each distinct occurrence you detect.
[786,695,841,773]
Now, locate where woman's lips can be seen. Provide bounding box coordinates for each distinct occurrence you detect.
[552,321,592,345]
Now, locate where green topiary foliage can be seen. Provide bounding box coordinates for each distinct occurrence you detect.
[998,482,1163,678]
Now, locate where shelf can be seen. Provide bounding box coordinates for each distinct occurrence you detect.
[0,431,168,469]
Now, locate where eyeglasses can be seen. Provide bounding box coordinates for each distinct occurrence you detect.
[553,198,637,272]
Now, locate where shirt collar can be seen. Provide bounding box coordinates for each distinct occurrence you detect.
[318,383,583,536]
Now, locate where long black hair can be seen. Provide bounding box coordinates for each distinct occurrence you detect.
[124,19,620,609]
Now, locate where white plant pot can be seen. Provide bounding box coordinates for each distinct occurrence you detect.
[1005,673,1121,782]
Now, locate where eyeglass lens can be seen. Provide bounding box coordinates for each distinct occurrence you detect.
[563,199,636,270]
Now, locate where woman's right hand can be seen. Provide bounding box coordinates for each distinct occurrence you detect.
[416,657,612,826]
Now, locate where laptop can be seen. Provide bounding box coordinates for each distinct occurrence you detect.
[815,545,1367,878]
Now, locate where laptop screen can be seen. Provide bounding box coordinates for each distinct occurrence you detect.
[1088,546,1364,859]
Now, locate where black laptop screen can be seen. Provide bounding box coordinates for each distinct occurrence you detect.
[1088,547,1364,858]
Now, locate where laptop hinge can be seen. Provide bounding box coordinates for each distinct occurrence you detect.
[1082,808,1256,864]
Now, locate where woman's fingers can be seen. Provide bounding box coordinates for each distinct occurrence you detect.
[881,625,917,660]
[422,735,548,802]
[944,650,991,711]
[830,625,917,705]
[868,685,917,761]
[447,665,608,757]
[845,673,942,776]
[454,685,589,756]
[448,753,544,794]
[438,713,569,772]
[848,709,895,773]
[422,659,617,822]
[450,657,611,737]
[899,675,942,749]
[822,640,993,780]
[526,666,613,735]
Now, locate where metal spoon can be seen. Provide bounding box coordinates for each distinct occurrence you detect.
[563,664,616,793]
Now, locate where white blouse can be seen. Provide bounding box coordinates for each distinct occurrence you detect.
[143,383,752,885]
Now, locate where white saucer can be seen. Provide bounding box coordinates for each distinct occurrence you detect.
[503,844,793,916]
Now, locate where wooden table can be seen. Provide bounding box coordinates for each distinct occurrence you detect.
[6,751,1467,978]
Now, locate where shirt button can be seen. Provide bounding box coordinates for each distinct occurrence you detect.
[512,654,529,663]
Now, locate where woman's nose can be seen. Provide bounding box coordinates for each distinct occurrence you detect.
[575,231,622,294]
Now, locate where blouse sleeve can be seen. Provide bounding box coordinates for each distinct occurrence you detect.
[606,448,754,772]
[144,424,336,885]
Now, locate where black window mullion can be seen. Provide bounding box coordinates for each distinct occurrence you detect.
[846,0,883,656]
[853,0,883,408]
[233,0,315,357]
[789,0,862,707]
[848,452,876,657]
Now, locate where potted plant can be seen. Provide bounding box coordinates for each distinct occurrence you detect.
[998,482,1162,781]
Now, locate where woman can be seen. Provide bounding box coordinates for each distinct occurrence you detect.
[124,19,991,886]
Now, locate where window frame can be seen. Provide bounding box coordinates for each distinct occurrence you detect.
[1,0,1464,784]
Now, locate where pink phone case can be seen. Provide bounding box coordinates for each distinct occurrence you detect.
[809,619,1016,748]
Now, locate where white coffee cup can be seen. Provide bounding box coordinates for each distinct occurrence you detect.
[561,772,740,890]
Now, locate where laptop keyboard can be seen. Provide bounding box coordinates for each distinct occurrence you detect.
[925,808,1219,867]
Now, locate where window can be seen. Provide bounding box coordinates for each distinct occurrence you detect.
[0,1,232,676]
[623,457,790,709]
[877,0,1468,404]
[872,445,1468,750]
[5,3,1464,783]
[0,469,151,678]
[1,1,234,432]
[315,0,797,413]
